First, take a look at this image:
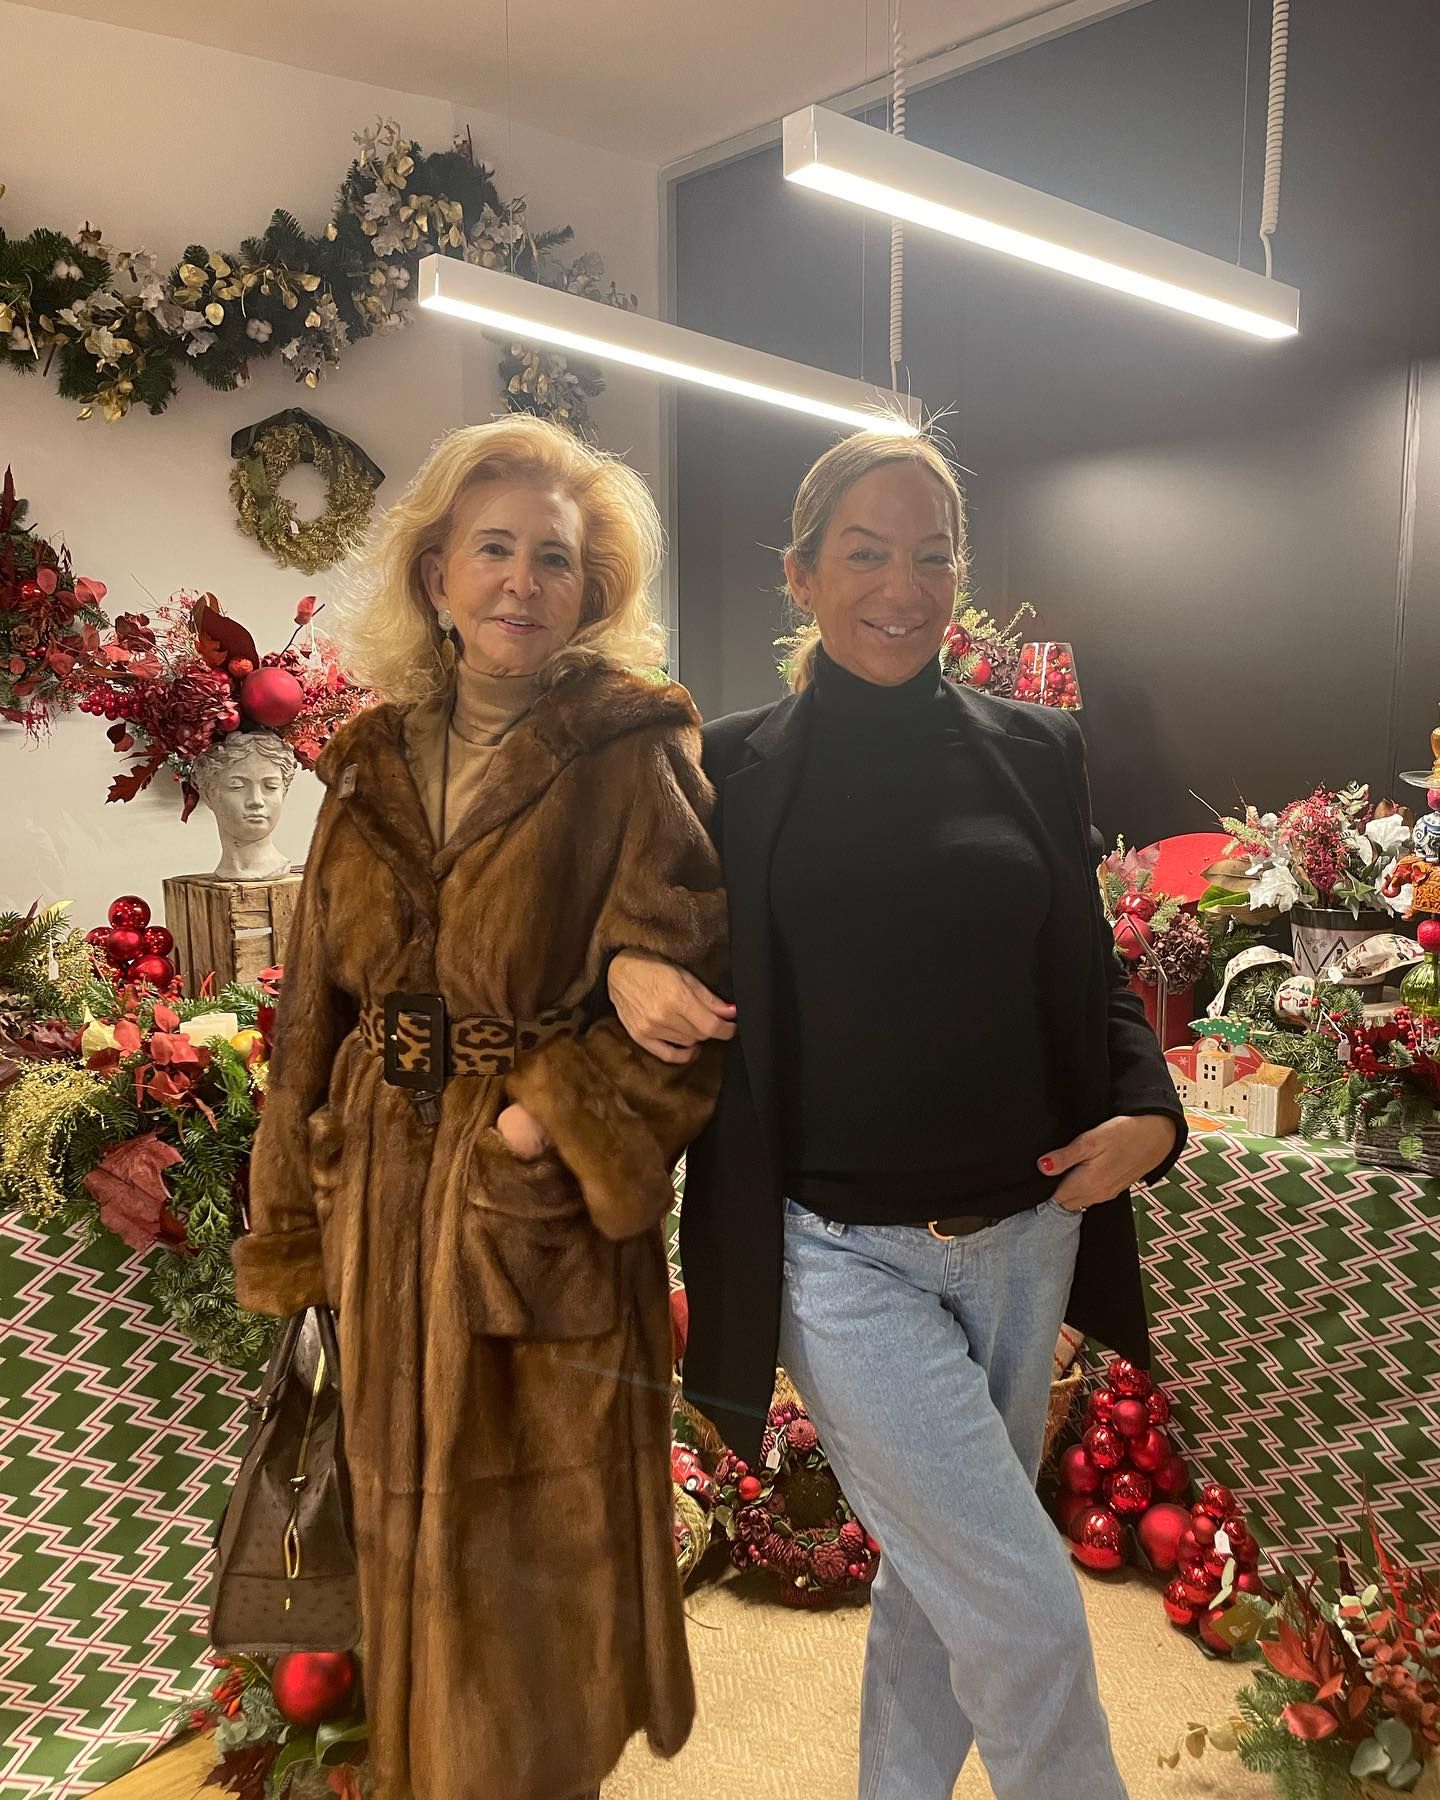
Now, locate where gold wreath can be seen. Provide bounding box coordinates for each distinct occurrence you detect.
[229,420,377,574]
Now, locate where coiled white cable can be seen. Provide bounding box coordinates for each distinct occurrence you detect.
[889,4,906,391]
[1258,0,1289,279]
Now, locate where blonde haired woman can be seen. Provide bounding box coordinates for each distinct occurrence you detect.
[233,416,727,1800]
[609,427,1184,1799]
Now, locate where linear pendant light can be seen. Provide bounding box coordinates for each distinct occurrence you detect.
[783,106,1300,341]
[416,255,921,434]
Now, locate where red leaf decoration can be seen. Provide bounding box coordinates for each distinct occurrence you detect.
[82,1131,185,1251]
[195,599,258,673]
[1281,1702,1340,1741]
[152,1005,180,1032]
[1262,1621,1321,1685]
[295,595,318,625]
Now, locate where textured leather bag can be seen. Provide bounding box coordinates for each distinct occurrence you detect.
[209,1307,360,1654]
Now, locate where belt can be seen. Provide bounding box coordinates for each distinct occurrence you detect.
[361,992,581,1120]
[926,1215,998,1240]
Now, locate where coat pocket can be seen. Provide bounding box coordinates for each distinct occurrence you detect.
[462,1133,621,1342]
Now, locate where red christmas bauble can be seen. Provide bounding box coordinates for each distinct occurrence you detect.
[1070,1507,1126,1571]
[240,667,305,729]
[1082,1423,1126,1472]
[1129,1426,1173,1473]
[1110,1396,1149,1440]
[1152,1453,1191,1501]
[1055,1490,1093,1539]
[1189,1511,1218,1550]
[1418,919,1440,953]
[1197,1482,1235,1521]
[1203,1547,1231,1580]
[142,925,175,957]
[1107,1358,1152,1400]
[1181,1562,1223,1607]
[1162,1576,1200,1628]
[969,657,993,687]
[271,1651,356,1727]
[130,953,176,988]
[1137,1501,1192,1573]
[1113,915,1154,962]
[108,895,151,931]
[1058,1444,1103,1496]
[1116,892,1157,920]
[1105,1469,1153,1518]
[105,928,145,966]
[1233,1569,1270,1598]
[737,1475,763,1502]
[85,926,111,948]
[1145,1388,1172,1427]
[1197,1609,1235,1657]
[1086,1388,1116,1426]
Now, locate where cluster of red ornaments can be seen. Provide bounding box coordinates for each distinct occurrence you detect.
[1111,890,1157,962]
[85,895,178,991]
[1013,641,1080,709]
[1054,1358,1265,1655]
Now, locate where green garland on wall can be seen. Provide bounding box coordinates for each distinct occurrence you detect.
[0,121,635,436]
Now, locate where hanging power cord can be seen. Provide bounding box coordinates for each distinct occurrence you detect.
[888,2,907,393]
[1258,0,1289,278]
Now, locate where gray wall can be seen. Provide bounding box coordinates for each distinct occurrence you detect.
[674,0,1440,847]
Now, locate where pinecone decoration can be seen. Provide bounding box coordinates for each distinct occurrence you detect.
[787,1418,819,1454]
[811,1542,851,1587]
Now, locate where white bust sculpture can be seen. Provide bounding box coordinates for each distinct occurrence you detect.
[191,729,298,882]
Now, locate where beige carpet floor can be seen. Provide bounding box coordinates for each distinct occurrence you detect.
[104,1567,1269,1800]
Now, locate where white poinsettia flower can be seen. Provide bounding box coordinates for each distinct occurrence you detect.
[178,1010,240,1046]
[1348,831,1375,867]
[1366,813,1411,856]
[1250,865,1303,911]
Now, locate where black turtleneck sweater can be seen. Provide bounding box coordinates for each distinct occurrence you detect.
[771,647,1060,1223]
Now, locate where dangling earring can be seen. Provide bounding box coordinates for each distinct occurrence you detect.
[437,607,459,669]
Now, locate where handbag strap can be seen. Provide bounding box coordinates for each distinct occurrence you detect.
[252,1308,340,1420]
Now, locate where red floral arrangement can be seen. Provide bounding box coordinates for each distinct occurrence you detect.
[0,464,108,732]
[1277,787,1357,905]
[77,590,370,808]
[713,1394,880,1606]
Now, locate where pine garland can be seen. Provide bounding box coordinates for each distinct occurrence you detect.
[3,120,634,435]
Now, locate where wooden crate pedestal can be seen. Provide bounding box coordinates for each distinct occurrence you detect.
[163,871,301,996]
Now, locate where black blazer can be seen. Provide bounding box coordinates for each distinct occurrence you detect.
[679,678,1187,1468]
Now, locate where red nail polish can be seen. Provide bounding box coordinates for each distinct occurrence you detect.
[1040,1157,1054,1173]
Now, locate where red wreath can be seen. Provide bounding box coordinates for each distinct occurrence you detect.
[713,1397,880,1607]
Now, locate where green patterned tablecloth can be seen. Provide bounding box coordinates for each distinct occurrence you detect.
[0,1214,249,1800]
[1141,1129,1440,1574]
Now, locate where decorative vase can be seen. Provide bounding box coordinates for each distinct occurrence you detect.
[1289,906,1391,980]
[1131,977,1195,1050]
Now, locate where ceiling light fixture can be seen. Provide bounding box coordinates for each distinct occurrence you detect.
[783,106,1300,342]
[417,255,921,434]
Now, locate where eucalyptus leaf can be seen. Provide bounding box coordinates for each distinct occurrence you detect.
[272,1733,319,1784]
[1352,1736,1392,1777]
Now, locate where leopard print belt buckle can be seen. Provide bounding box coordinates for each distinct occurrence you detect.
[381,990,449,1094]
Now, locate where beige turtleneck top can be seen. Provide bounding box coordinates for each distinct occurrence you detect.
[404,663,540,847]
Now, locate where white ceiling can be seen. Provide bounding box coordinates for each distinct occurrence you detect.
[13,0,1088,166]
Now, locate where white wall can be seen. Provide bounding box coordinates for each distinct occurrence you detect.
[0,2,660,931]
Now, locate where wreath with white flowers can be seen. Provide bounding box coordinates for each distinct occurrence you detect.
[228,409,383,573]
[713,1394,881,1606]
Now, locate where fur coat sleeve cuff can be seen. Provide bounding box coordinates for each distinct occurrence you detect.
[507,1033,680,1241]
[232,1227,329,1316]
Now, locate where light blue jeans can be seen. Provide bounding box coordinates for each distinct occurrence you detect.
[778,1196,1128,1800]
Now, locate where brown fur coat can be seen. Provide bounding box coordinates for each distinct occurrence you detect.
[232,663,727,1800]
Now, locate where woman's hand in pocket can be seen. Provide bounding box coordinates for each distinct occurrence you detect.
[496,1103,552,1161]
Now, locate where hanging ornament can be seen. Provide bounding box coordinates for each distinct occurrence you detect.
[270,1651,357,1727]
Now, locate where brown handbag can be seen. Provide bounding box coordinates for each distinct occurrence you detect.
[209,1307,360,1654]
